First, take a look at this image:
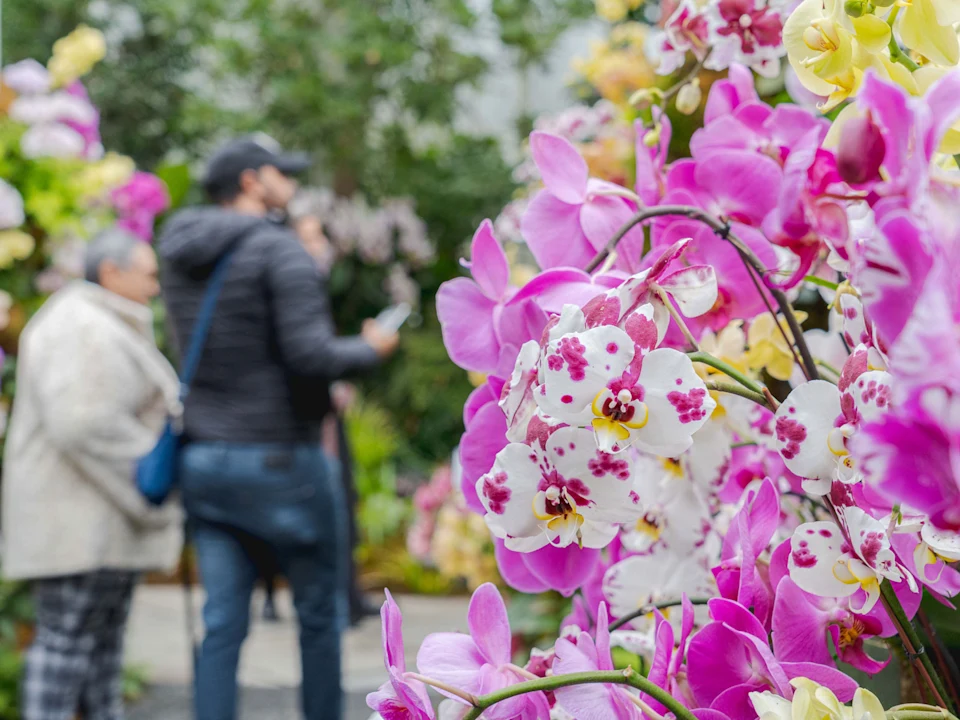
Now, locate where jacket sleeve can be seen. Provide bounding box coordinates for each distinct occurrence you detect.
[263,231,381,379]
[32,318,173,529]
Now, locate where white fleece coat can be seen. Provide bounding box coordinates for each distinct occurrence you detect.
[1,281,182,580]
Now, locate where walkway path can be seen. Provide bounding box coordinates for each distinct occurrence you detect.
[125,585,470,719]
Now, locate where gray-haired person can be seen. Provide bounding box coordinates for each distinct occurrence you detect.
[2,228,182,720]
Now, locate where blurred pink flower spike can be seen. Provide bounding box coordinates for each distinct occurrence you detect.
[367,590,435,720]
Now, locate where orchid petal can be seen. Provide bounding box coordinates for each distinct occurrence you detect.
[659,265,719,318]
[530,131,588,204]
[775,381,842,483]
[467,220,510,300]
[521,190,595,270]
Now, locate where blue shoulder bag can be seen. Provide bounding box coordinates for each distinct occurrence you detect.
[137,249,236,506]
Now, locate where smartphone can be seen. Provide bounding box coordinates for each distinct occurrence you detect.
[375,302,412,333]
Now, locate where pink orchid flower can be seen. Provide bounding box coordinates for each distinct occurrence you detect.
[552,602,641,720]
[460,377,509,514]
[686,598,858,720]
[644,595,699,710]
[438,220,520,374]
[855,398,960,532]
[713,478,781,629]
[367,590,435,720]
[417,583,550,720]
[772,577,889,676]
[761,128,848,289]
[852,71,960,226]
[494,539,603,598]
[520,131,646,272]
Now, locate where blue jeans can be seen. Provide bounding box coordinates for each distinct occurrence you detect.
[180,443,347,720]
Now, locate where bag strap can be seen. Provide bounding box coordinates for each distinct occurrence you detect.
[178,248,237,399]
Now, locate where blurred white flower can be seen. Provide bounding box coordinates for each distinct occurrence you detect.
[20,124,86,159]
[0,180,25,230]
[2,59,51,95]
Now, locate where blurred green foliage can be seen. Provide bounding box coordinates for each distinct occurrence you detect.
[0,578,32,720]
[3,0,562,466]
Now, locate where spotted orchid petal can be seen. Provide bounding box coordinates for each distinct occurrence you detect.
[535,324,636,427]
[843,506,911,589]
[787,522,862,602]
[499,340,540,443]
[478,426,638,552]
[775,381,843,491]
[632,348,717,457]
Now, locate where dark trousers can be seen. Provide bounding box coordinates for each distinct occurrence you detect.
[22,571,136,720]
[180,442,347,720]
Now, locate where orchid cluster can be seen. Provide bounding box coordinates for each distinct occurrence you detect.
[290,188,432,307]
[373,1,960,715]
[1,28,170,442]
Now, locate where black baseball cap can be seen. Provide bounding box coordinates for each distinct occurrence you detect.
[202,133,311,191]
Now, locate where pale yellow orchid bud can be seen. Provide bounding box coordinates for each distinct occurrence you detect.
[675,79,702,115]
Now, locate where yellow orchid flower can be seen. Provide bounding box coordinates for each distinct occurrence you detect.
[743,312,807,382]
[897,0,960,67]
[48,25,107,87]
[784,0,857,97]
[751,680,886,720]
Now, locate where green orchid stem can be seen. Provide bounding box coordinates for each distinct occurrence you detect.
[608,597,712,632]
[885,6,920,72]
[879,581,955,713]
[803,274,839,291]
[687,351,765,395]
[888,713,960,720]
[585,205,820,382]
[461,668,700,720]
[705,380,770,409]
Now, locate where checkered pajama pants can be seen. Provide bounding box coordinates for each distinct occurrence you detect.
[22,571,137,720]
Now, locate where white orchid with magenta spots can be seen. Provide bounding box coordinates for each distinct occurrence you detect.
[774,345,893,494]
[477,426,641,551]
[535,301,716,457]
[788,507,916,613]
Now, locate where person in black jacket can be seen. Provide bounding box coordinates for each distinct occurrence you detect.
[157,135,398,720]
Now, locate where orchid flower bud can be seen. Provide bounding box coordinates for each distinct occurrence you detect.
[843,0,867,17]
[836,112,885,185]
[629,86,664,108]
[676,79,702,116]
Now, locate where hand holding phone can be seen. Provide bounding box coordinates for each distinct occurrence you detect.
[374,302,412,334]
